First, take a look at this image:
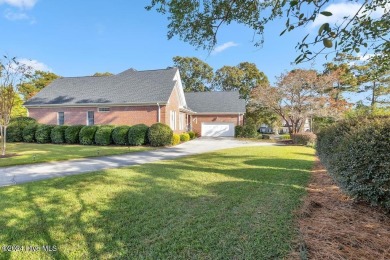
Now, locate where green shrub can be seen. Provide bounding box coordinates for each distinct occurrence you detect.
[50,125,69,144]
[317,116,390,210]
[235,125,244,137]
[22,124,38,143]
[7,117,37,142]
[262,134,271,140]
[95,125,115,146]
[188,131,196,139]
[79,126,98,145]
[242,123,258,138]
[148,123,173,147]
[279,134,291,140]
[180,133,190,142]
[128,124,149,146]
[291,132,316,146]
[171,133,181,145]
[35,124,55,144]
[65,125,84,144]
[112,126,131,145]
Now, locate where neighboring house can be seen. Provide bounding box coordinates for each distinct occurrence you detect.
[24,67,245,137]
[259,119,311,134]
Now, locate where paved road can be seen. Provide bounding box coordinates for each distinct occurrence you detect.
[0,138,276,187]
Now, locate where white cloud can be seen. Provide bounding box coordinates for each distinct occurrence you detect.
[311,2,387,29]
[0,0,38,9]
[17,58,51,72]
[211,41,238,55]
[4,9,28,20]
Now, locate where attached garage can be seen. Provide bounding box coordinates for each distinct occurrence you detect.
[201,122,235,137]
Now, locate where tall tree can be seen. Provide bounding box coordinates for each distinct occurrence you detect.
[251,69,347,134]
[354,53,390,108]
[213,62,269,100]
[11,93,27,118]
[19,70,59,101]
[172,56,214,92]
[0,56,32,156]
[147,1,389,65]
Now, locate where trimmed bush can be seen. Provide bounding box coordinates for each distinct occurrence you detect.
[7,117,37,142]
[317,116,390,210]
[148,123,173,147]
[242,123,258,138]
[112,126,131,145]
[35,124,55,144]
[65,125,84,144]
[235,125,243,138]
[128,124,149,146]
[279,134,291,140]
[171,133,181,145]
[188,131,196,140]
[291,132,316,146]
[50,125,69,144]
[22,124,38,143]
[180,133,190,142]
[95,125,115,146]
[262,134,271,140]
[79,125,98,145]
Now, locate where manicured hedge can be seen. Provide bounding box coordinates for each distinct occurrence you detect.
[51,125,69,144]
[7,117,37,142]
[128,124,149,146]
[35,124,55,144]
[180,133,190,142]
[65,125,84,144]
[171,133,180,145]
[188,131,196,139]
[317,116,390,210]
[95,125,115,146]
[235,124,257,138]
[112,126,131,145]
[148,123,173,147]
[235,125,244,137]
[22,124,38,143]
[79,126,98,145]
[291,132,316,146]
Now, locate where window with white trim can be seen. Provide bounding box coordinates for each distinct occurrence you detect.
[170,111,177,130]
[87,111,94,126]
[179,113,185,131]
[57,112,64,125]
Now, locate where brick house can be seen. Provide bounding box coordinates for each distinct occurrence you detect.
[24,68,245,137]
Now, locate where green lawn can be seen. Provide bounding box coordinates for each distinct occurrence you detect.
[0,143,153,167]
[0,146,315,259]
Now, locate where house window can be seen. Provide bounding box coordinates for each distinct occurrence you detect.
[179,113,185,131]
[57,112,64,125]
[98,107,110,112]
[87,111,94,126]
[170,111,176,130]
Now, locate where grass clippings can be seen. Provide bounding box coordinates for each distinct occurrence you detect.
[290,159,390,259]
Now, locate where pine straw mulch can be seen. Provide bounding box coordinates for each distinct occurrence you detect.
[289,158,390,260]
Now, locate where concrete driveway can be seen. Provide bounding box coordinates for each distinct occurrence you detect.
[0,138,276,187]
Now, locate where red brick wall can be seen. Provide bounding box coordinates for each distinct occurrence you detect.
[191,114,244,136]
[162,86,183,133]
[28,106,159,126]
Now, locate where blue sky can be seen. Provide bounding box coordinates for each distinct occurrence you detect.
[0,0,375,87]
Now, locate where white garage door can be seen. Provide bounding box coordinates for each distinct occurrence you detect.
[201,122,235,137]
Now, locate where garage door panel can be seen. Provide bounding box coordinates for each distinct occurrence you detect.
[201,123,235,137]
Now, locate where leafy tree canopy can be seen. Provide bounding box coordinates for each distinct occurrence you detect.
[19,70,59,100]
[172,56,214,92]
[93,72,114,77]
[147,0,389,64]
[213,62,269,100]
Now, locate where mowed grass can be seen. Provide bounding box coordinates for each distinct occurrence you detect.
[0,146,315,259]
[0,143,153,167]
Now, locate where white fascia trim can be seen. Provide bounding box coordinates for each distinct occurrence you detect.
[195,112,246,115]
[25,102,168,108]
[173,69,187,108]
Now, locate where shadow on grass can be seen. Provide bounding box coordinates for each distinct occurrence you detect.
[0,153,313,259]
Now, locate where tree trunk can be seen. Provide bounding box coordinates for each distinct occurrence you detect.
[1,126,6,156]
[371,82,376,108]
[0,125,3,156]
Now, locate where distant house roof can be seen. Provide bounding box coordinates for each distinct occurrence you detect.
[184,91,246,114]
[24,68,178,106]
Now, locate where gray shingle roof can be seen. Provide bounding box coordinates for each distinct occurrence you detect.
[184,91,246,113]
[24,68,178,106]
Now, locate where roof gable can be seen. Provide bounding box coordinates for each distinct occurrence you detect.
[24,68,178,106]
